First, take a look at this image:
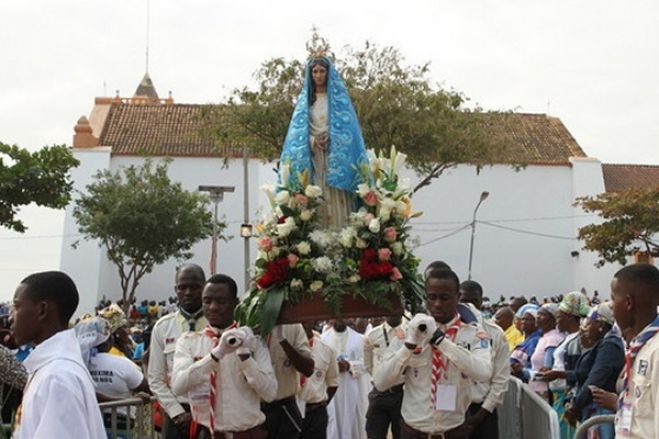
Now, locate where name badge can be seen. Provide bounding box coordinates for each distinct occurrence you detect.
[616,403,633,436]
[435,384,457,412]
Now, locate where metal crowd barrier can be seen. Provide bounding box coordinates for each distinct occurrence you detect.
[573,414,615,439]
[99,397,159,439]
[498,377,561,439]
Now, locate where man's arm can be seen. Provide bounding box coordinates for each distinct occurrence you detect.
[363,331,375,376]
[279,325,314,377]
[147,322,186,419]
[436,328,492,382]
[469,327,510,428]
[170,337,216,397]
[372,346,413,391]
[240,342,278,402]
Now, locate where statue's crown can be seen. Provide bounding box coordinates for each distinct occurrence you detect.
[306,27,331,59]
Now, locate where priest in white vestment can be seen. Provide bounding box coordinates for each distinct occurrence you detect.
[321,319,369,439]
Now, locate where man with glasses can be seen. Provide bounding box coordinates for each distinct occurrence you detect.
[148,263,208,439]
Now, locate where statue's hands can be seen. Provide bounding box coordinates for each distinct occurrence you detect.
[313,134,328,151]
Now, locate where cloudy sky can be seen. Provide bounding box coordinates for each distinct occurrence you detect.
[0,0,657,302]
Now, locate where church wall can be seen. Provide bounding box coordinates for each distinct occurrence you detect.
[63,152,629,313]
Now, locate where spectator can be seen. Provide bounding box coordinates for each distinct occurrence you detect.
[99,303,135,358]
[529,304,565,400]
[510,304,541,381]
[565,302,624,439]
[543,291,591,439]
[494,306,523,352]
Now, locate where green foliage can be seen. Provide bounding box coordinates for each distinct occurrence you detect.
[203,40,516,193]
[0,142,79,232]
[73,159,219,305]
[576,186,659,266]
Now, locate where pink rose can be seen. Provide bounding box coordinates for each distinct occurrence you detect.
[258,236,273,251]
[390,267,402,281]
[287,253,299,268]
[384,227,397,242]
[363,191,378,206]
[378,248,392,261]
[295,194,309,205]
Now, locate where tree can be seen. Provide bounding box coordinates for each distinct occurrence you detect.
[73,159,223,307]
[0,142,79,232]
[203,40,517,193]
[576,186,659,266]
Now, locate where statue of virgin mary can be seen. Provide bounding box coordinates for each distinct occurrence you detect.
[279,45,368,229]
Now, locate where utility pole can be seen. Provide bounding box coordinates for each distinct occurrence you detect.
[198,185,235,275]
[240,147,253,292]
[467,191,489,281]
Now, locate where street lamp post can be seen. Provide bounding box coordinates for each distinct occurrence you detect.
[198,185,235,275]
[467,191,489,281]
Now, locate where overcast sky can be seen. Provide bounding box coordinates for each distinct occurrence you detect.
[1,0,657,302]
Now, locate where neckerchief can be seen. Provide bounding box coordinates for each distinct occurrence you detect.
[618,315,659,409]
[431,314,461,407]
[179,307,204,331]
[300,335,315,389]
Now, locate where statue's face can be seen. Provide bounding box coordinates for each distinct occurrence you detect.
[311,64,327,88]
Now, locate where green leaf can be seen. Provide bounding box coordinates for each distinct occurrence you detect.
[260,286,286,335]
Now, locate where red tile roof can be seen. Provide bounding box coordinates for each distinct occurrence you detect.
[602,163,659,192]
[98,104,587,164]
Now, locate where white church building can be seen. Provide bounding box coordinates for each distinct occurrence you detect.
[60,75,659,314]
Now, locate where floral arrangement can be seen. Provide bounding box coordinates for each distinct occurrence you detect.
[235,147,425,334]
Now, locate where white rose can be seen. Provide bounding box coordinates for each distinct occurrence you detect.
[368,218,381,233]
[356,238,368,249]
[304,185,322,198]
[277,218,296,237]
[287,197,298,209]
[296,241,311,255]
[310,281,324,292]
[379,208,391,222]
[392,241,404,256]
[300,209,313,222]
[347,274,361,284]
[275,190,290,206]
[312,256,333,273]
[340,233,353,248]
[290,278,303,290]
[357,183,371,198]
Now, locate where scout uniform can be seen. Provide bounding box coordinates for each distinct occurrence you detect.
[374,314,492,437]
[171,324,277,438]
[298,331,339,439]
[363,320,406,439]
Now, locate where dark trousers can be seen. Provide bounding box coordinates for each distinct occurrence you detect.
[366,386,403,439]
[300,404,328,439]
[162,404,192,439]
[261,396,303,439]
[467,403,498,439]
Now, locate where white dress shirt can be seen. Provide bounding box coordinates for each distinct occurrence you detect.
[171,327,277,433]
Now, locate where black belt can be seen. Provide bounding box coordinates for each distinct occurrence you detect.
[305,401,327,411]
[261,395,296,408]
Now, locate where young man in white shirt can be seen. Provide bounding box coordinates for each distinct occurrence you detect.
[374,268,493,439]
[171,273,276,438]
[298,321,339,439]
[10,271,106,439]
[148,263,208,439]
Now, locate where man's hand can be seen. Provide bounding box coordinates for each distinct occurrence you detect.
[541,370,565,382]
[563,406,579,427]
[173,412,191,432]
[211,329,245,360]
[404,314,437,348]
[590,386,618,411]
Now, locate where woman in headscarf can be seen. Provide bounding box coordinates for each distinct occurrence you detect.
[510,303,542,381]
[76,316,150,439]
[541,291,591,439]
[564,302,624,439]
[98,304,135,358]
[279,51,368,229]
[529,303,566,400]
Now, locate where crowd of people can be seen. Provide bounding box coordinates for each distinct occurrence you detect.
[0,261,658,439]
